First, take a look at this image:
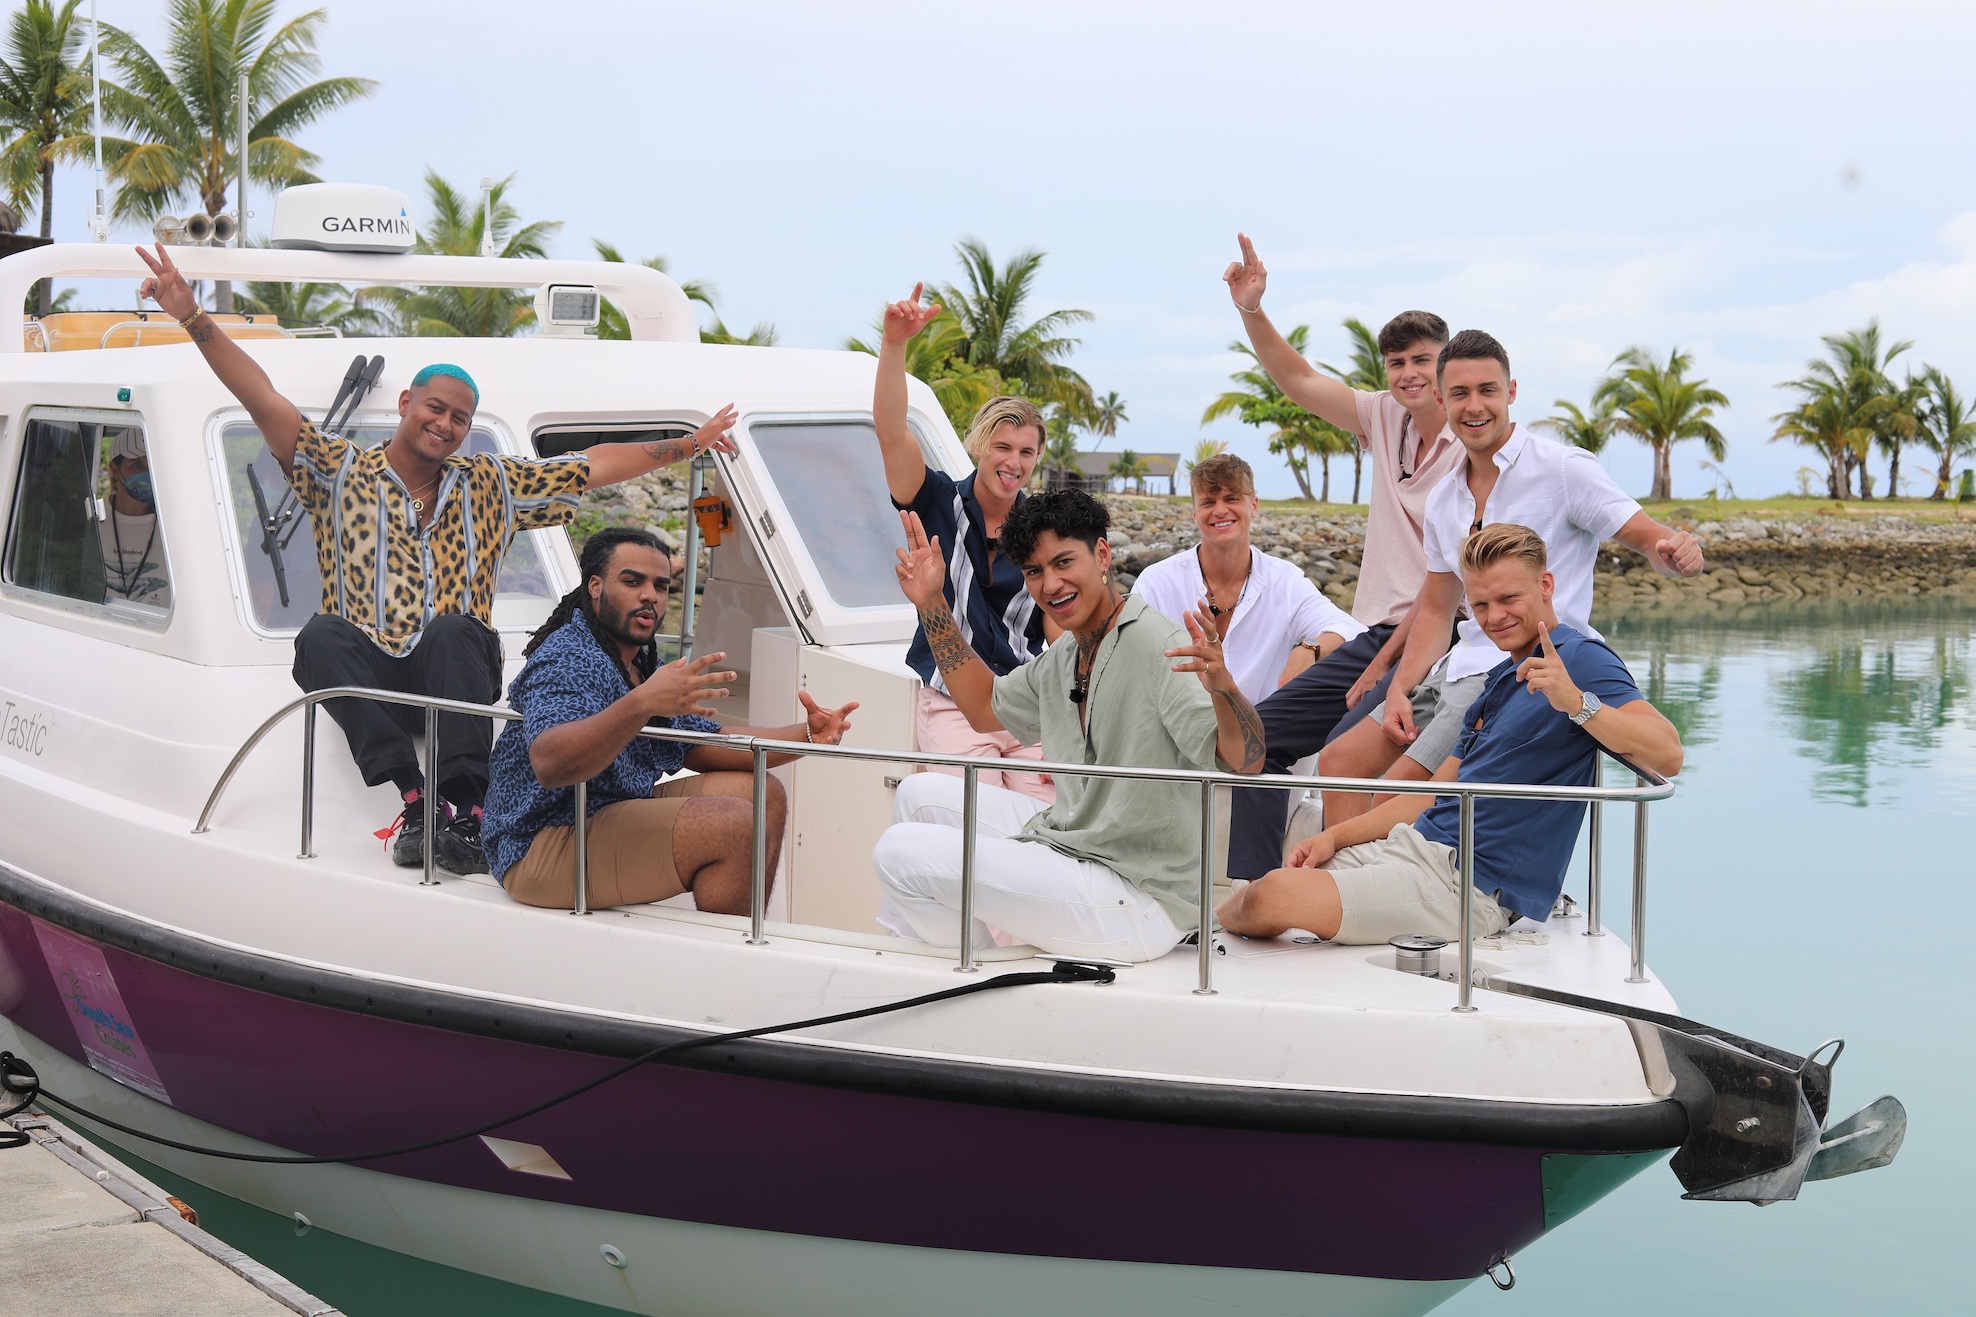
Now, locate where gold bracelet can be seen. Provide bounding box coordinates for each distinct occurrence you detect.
[178,311,206,331]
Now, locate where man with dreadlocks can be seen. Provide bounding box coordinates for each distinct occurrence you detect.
[482,529,858,913]
[137,242,741,877]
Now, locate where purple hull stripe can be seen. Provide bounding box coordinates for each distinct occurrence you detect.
[1,905,1549,1282]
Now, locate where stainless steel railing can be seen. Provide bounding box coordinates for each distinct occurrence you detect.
[193,687,1674,1009]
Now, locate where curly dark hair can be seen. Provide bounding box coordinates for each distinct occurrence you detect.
[1000,488,1111,566]
[525,526,671,689]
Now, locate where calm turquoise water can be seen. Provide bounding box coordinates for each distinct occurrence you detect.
[97,598,1976,1315]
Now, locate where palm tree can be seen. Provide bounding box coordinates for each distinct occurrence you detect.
[1202,326,1346,501]
[1316,317,1385,502]
[1107,449,1151,495]
[362,170,560,337]
[0,0,90,315]
[1090,390,1128,447]
[101,0,376,312]
[1038,406,1082,490]
[1875,373,1924,499]
[235,277,386,335]
[1531,398,1617,455]
[1591,347,1729,500]
[1185,437,1229,474]
[1913,366,1976,500]
[1772,323,1911,500]
[929,238,1094,413]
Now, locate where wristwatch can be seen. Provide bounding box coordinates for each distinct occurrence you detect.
[1569,691,1602,726]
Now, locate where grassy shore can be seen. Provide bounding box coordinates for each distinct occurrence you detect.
[1228,494,1976,522]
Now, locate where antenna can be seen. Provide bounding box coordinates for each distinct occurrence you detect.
[236,70,249,246]
[87,0,107,241]
[478,177,496,257]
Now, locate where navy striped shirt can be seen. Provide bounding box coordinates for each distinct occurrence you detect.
[897,465,1045,689]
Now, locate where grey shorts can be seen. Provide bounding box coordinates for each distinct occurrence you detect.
[1327,823,1509,945]
[1369,662,1489,771]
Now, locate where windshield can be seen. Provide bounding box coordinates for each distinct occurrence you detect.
[218,421,558,632]
[746,418,922,610]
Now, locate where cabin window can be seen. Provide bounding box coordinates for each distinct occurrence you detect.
[3,411,170,621]
[217,421,559,632]
[747,419,921,609]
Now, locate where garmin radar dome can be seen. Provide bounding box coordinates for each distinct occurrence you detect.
[270,182,416,254]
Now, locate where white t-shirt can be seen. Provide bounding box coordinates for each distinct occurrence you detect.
[98,509,171,608]
[1422,426,1639,681]
[1134,547,1366,706]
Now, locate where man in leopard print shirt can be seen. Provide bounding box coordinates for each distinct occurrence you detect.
[138,243,737,874]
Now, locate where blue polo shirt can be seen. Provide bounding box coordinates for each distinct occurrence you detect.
[897,464,1046,691]
[483,618,720,881]
[1414,625,1643,921]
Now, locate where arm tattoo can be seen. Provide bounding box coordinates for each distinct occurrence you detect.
[918,603,977,678]
[188,317,215,344]
[638,436,695,468]
[1215,688,1267,770]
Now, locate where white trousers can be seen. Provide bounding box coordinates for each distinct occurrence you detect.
[872,773,1182,963]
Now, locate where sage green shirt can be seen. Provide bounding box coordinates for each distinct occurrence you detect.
[991,593,1224,928]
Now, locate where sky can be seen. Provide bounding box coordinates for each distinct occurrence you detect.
[35,0,1976,501]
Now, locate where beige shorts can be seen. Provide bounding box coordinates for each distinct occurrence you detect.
[1326,823,1509,945]
[503,777,710,910]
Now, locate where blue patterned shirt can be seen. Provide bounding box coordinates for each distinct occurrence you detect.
[898,465,1045,691]
[483,618,720,881]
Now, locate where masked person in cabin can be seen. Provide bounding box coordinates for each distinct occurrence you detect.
[483,528,857,912]
[98,429,170,608]
[1218,524,1684,945]
[874,490,1266,962]
[135,243,740,875]
[870,284,1056,802]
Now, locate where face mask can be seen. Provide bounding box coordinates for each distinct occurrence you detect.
[120,471,154,505]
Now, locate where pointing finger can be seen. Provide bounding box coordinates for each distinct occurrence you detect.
[1238,232,1257,264]
[1539,621,1558,659]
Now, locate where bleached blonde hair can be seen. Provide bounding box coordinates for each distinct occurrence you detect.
[961,396,1046,461]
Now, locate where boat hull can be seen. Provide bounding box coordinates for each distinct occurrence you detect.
[0,879,1674,1315]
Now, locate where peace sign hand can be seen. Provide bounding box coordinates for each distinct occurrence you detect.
[894,511,948,611]
[134,243,199,323]
[1222,232,1267,312]
[1166,601,1238,696]
[1515,622,1584,715]
[882,282,943,346]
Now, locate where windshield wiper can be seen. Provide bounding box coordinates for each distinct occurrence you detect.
[247,354,386,608]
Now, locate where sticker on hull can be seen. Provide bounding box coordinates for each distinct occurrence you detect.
[32,921,172,1105]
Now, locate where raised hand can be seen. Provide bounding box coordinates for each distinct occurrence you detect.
[1222,232,1268,313]
[134,243,199,323]
[691,404,741,457]
[1166,601,1238,695]
[798,690,859,745]
[882,282,943,346]
[1288,831,1338,869]
[1651,529,1704,577]
[895,511,949,611]
[1379,685,1419,747]
[1515,622,1584,715]
[639,651,737,719]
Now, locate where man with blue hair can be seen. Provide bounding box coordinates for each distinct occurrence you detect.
[137,243,737,874]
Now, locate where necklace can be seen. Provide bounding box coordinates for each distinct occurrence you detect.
[401,473,441,514]
[1195,545,1253,620]
[1069,593,1124,706]
[107,508,157,599]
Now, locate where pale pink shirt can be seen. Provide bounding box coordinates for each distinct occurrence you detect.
[1350,390,1465,627]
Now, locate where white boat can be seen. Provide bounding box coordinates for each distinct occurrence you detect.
[0,217,1904,1316]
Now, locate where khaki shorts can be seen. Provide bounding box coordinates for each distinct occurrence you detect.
[1369,662,1489,772]
[503,778,710,910]
[1326,823,1509,945]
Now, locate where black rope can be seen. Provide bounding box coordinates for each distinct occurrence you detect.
[0,960,1112,1165]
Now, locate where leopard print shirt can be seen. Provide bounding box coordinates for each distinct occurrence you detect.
[288,420,590,656]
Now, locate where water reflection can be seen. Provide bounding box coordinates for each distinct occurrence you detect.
[1605,599,1976,807]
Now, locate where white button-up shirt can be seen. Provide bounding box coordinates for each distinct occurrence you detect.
[1134,546,1366,706]
[1422,426,1640,682]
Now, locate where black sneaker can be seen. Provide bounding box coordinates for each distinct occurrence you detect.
[379,795,447,869]
[436,810,488,876]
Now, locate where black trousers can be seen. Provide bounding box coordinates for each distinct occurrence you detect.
[1226,623,1396,880]
[292,613,503,801]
